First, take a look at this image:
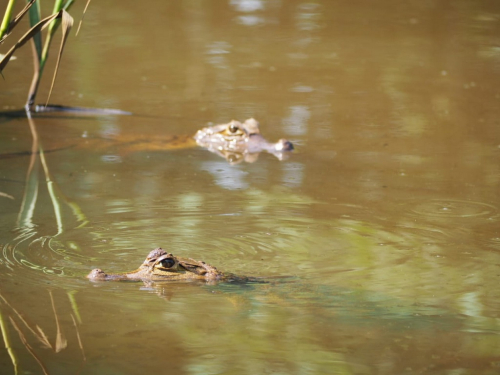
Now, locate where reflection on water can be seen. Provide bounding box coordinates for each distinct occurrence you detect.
[200,161,249,189]
[230,0,264,13]
[283,105,310,136]
[2,0,500,373]
[281,162,304,188]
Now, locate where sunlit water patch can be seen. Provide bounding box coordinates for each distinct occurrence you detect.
[75,197,470,311]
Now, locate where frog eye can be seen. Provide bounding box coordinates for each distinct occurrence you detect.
[159,258,176,269]
[229,124,239,133]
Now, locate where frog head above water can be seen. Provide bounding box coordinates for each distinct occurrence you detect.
[194,118,294,164]
[87,248,224,282]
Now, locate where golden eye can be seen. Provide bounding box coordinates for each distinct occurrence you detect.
[229,124,239,133]
[160,258,176,268]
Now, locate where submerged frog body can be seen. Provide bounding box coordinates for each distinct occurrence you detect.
[87,248,225,282]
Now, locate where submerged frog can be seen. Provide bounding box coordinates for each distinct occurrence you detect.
[87,248,226,282]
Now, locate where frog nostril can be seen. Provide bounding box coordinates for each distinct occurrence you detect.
[276,139,294,151]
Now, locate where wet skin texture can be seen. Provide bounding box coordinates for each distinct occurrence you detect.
[87,248,225,282]
[194,118,293,164]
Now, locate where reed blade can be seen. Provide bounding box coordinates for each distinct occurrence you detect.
[0,0,38,44]
[0,11,63,73]
[76,0,91,35]
[44,10,73,107]
[28,0,42,60]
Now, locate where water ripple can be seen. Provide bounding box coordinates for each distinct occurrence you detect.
[410,199,497,218]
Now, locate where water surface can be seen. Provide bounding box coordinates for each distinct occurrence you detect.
[1,0,500,374]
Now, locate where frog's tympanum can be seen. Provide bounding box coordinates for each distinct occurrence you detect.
[194,118,294,164]
[87,248,225,282]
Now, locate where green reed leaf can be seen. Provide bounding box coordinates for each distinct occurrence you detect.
[0,0,38,44]
[0,11,62,73]
[27,0,42,60]
[0,0,17,43]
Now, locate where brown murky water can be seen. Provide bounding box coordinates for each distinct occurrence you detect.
[1,0,500,374]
